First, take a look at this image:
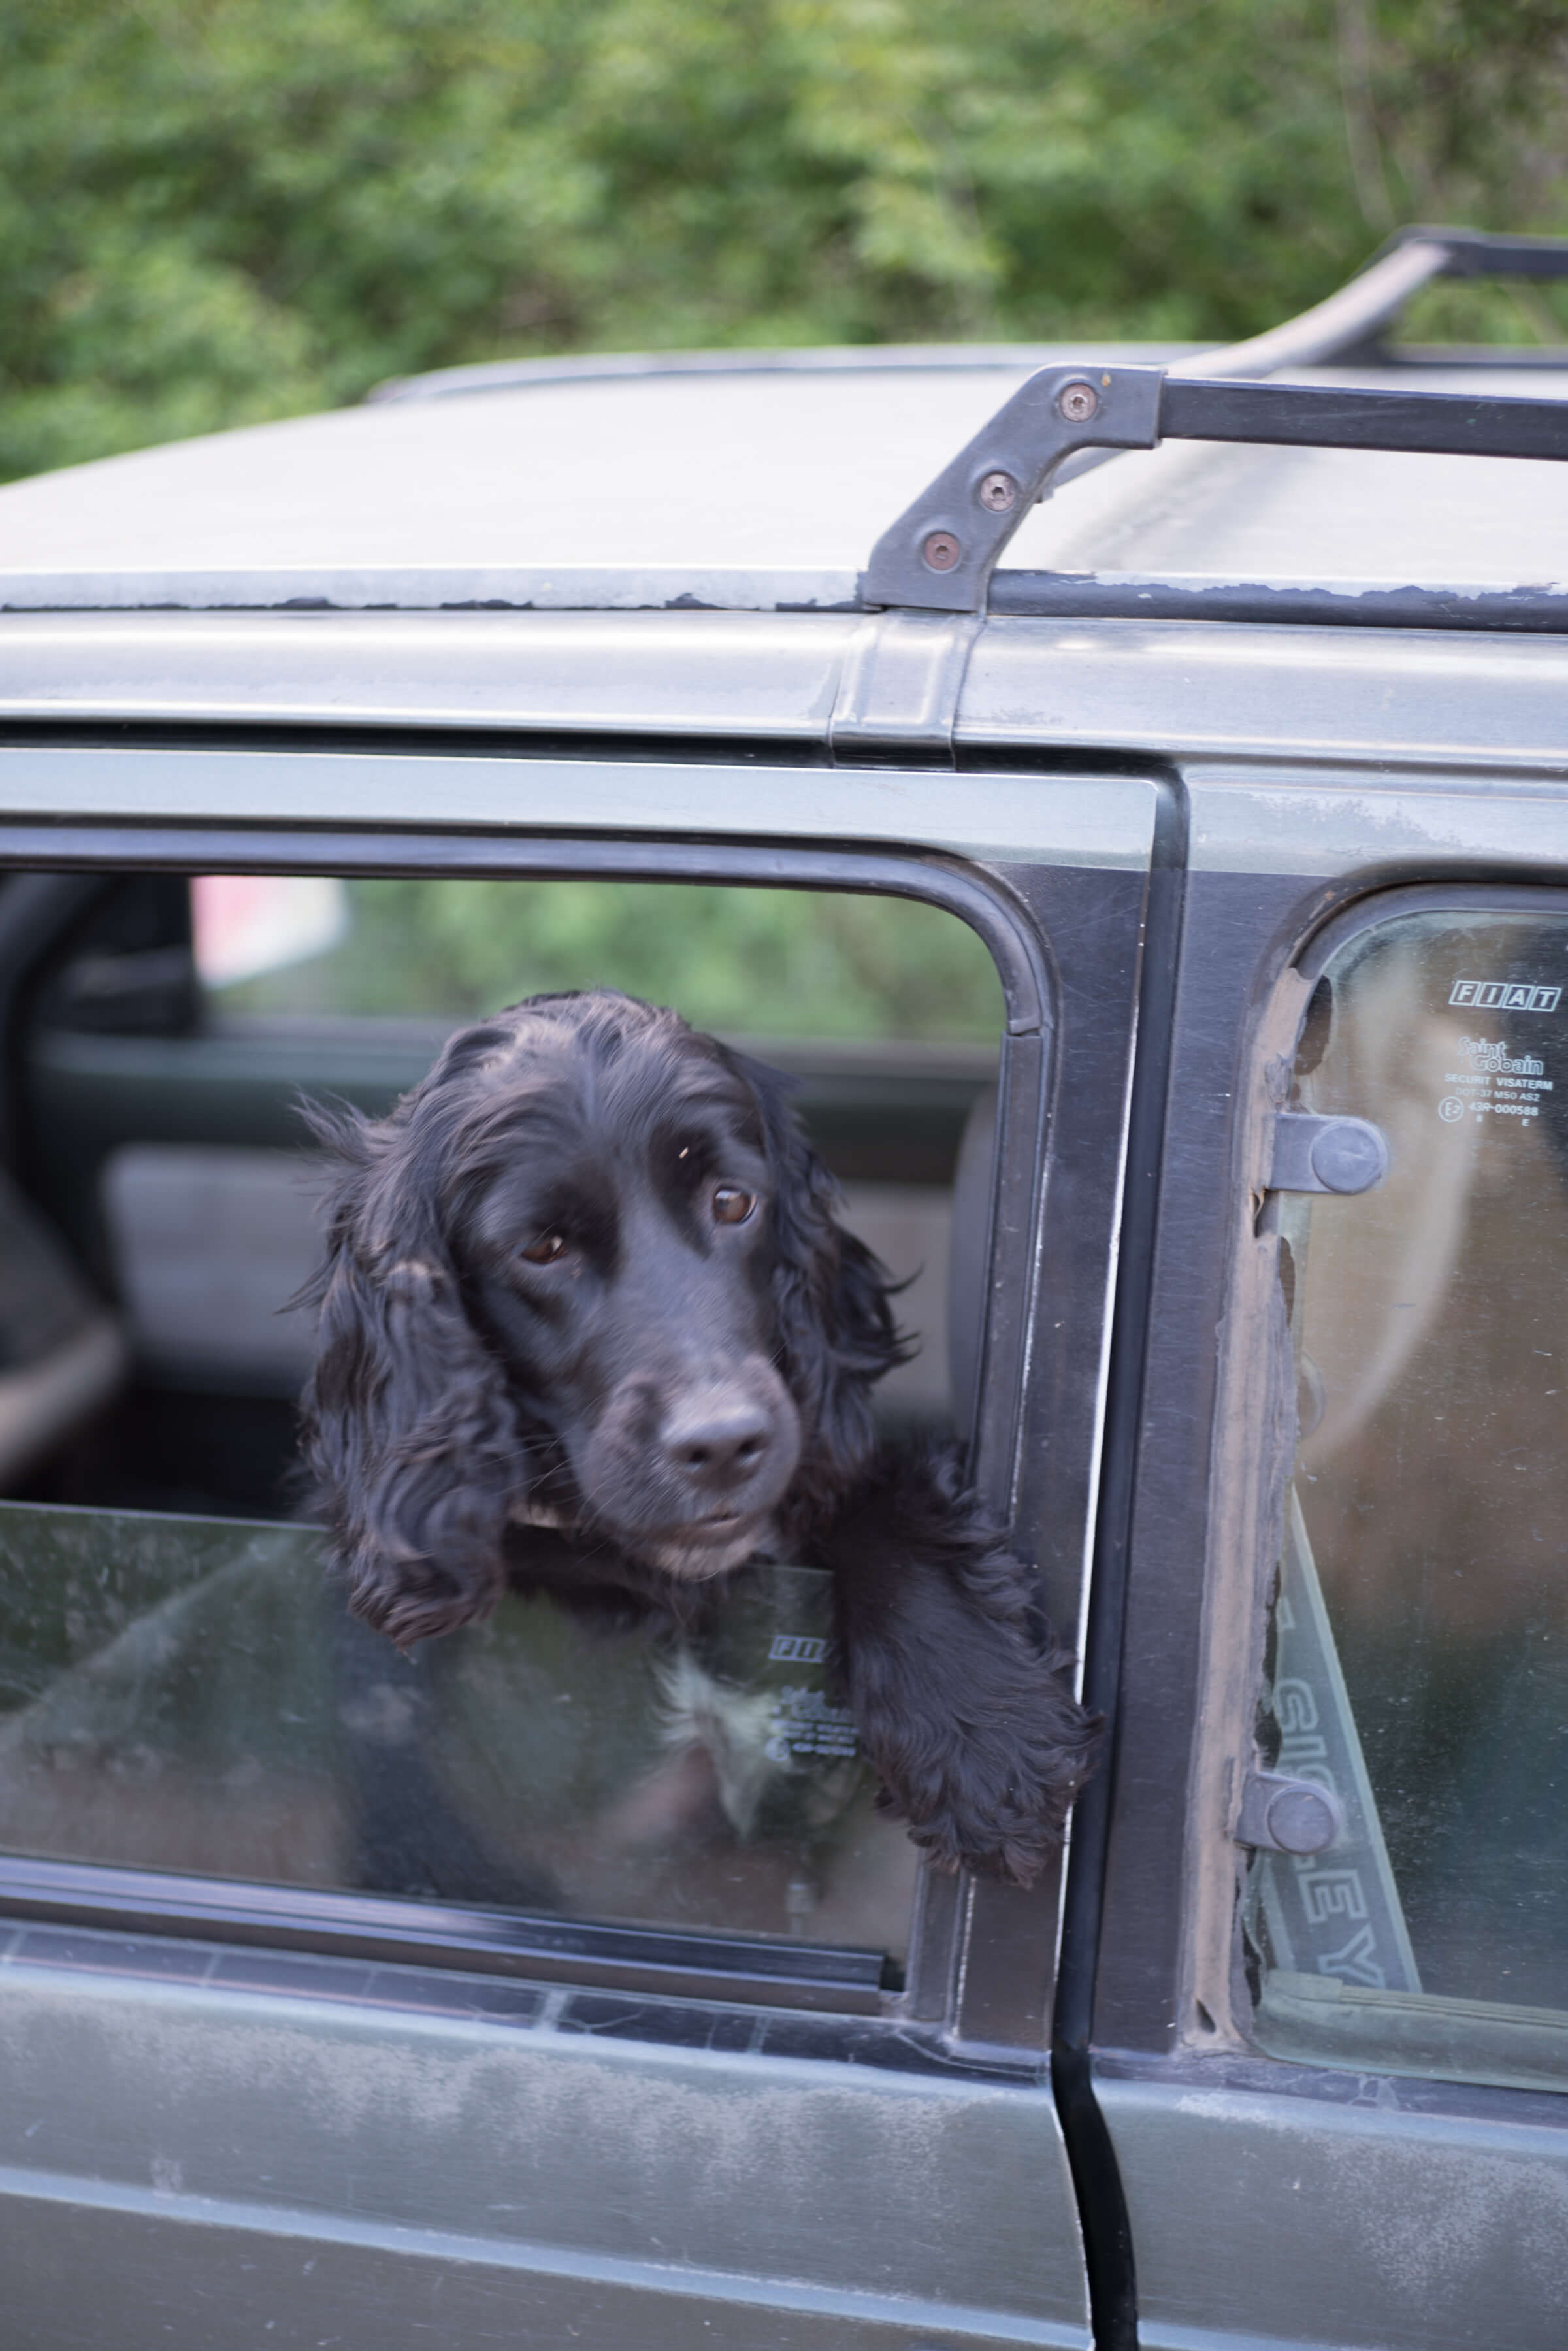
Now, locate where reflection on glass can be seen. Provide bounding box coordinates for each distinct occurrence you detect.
[0,1502,915,1969]
[1247,908,1568,2084]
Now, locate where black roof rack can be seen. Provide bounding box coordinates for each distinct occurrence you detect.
[1345,226,1568,372]
[1375,224,1568,285]
[865,229,1568,615]
[1098,225,1568,391]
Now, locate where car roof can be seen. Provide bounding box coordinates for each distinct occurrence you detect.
[1,342,1565,617]
[0,347,1140,614]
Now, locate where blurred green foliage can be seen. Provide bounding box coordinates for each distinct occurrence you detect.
[222,878,1007,1041]
[2,0,1565,482]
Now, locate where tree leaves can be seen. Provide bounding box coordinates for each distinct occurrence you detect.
[1,0,1563,483]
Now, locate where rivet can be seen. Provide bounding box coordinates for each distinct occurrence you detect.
[1057,381,1099,423]
[922,531,962,572]
[977,471,1017,512]
[1264,1783,1340,1857]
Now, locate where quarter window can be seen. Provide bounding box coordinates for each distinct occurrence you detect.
[1245,901,1568,2090]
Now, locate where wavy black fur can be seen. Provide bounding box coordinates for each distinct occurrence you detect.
[299,987,1098,1883]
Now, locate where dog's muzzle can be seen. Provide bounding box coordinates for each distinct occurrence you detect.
[572,1355,801,1576]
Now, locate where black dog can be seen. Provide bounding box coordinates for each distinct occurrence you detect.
[300,989,1098,1884]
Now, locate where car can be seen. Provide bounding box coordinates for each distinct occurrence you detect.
[0,221,1562,2348]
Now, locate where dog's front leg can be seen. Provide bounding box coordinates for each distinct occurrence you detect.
[819,1447,1100,1885]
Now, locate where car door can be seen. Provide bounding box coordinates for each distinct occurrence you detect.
[0,631,1163,2351]
[1090,727,1568,2351]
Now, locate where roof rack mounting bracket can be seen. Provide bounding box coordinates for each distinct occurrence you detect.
[864,365,1568,616]
[863,365,1164,616]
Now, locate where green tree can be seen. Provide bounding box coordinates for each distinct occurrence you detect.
[223,879,1007,1041]
[0,1,1563,482]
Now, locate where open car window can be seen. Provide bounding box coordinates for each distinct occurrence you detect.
[0,868,1011,1996]
[39,874,1004,1441]
[1245,900,1568,2092]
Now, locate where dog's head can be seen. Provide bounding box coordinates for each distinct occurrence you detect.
[301,990,904,1645]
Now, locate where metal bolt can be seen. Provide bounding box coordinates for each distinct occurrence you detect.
[977,470,1017,512]
[921,530,962,572]
[1057,380,1099,423]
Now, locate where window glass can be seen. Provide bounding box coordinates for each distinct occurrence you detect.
[0,869,1007,1979]
[0,1502,915,1962]
[1245,904,1568,2090]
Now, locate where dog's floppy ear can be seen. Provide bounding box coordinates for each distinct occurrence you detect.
[732,1051,907,1510]
[299,1093,521,1647]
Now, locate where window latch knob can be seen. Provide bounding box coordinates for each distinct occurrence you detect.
[1236,1770,1344,1855]
[1269,1112,1389,1195]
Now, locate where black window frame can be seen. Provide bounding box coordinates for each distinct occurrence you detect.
[0,801,1111,2054]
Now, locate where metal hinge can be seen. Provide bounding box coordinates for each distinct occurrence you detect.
[1269,1112,1389,1195]
[1235,1771,1344,1856]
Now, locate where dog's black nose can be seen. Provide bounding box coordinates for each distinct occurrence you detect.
[661,1395,774,1490]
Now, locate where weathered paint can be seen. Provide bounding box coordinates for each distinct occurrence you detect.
[0,1952,1090,2347]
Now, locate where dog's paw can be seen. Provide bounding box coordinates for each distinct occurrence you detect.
[825,1466,1102,1884]
[862,1645,1100,1886]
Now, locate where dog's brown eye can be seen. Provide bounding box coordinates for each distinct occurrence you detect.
[519,1232,568,1265]
[711,1185,756,1226]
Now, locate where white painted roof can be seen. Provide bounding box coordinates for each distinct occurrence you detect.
[0,350,1564,610]
[1037,365,1568,595]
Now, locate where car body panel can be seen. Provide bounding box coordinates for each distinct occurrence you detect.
[5,610,1568,784]
[0,1926,1092,2350]
[1097,2067,1568,2351]
[1186,764,1568,874]
[962,619,1568,775]
[0,743,1156,876]
[0,608,864,738]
